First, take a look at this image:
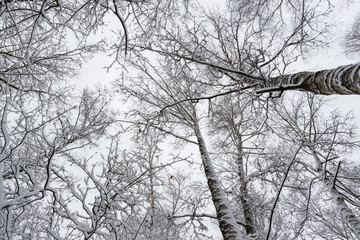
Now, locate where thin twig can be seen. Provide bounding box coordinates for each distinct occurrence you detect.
[160,84,258,114]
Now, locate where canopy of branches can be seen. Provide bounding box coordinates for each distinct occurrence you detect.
[0,1,360,239]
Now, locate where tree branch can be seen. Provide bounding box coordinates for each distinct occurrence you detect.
[159,84,258,114]
[131,45,265,82]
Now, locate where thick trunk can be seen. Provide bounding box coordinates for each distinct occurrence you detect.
[193,120,243,240]
[257,63,360,95]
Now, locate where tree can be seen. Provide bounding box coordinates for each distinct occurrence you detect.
[267,93,360,239]
[209,94,267,236]
[118,48,360,238]
[0,88,114,239]
[115,1,360,238]
[123,0,360,97]
[117,52,246,238]
[0,1,132,238]
[2,0,360,239]
[346,14,360,55]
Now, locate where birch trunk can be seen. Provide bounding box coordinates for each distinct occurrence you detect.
[236,140,255,235]
[193,120,243,240]
[257,63,360,95]
[311,152,360,238]
[325,177,360,238]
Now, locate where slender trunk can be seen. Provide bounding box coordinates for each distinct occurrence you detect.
[257,63,360,95]
[324,177,360,238]
[149,165,155,227]
[148,145,156,237]
[236,139,255,235]
[312,152,360,237]
[0,163,4,208]
[193,120,243,240]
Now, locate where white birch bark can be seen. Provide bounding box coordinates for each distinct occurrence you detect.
[257,63,360,95]
[324,177,360,238]
[0,163,4,208]
[236,139,255,235]
[311,152,360,238]
[193,119,244,240]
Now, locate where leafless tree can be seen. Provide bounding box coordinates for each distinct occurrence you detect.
[122,0,360,97]
[117,49,246,238]
[0,87,114,239]
[264,93,360,239]
[346,14,360,55]
[41,125,211,239]
[209,94,268,236]
[0,1,133,238]
[116,2,360,237]
[2,0,360,239]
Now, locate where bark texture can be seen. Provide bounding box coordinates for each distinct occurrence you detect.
[193,120,243,240]
[258,63,360,95]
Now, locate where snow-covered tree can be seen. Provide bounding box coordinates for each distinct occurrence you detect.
[2,0,360,239]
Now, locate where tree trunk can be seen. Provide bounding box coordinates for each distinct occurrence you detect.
[325,177,360,238]
[193,120,243,240]
[236,140,255,235]
[257,63,360,95]
[311,152,360,238]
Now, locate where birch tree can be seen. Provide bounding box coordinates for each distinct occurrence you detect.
[118,51,246,239]
[266,93,360,239]
[2,0,360,239]
[346,14,360,55]
[121,0,360,97]
[118,8,360,236]
[209,94,267,236]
